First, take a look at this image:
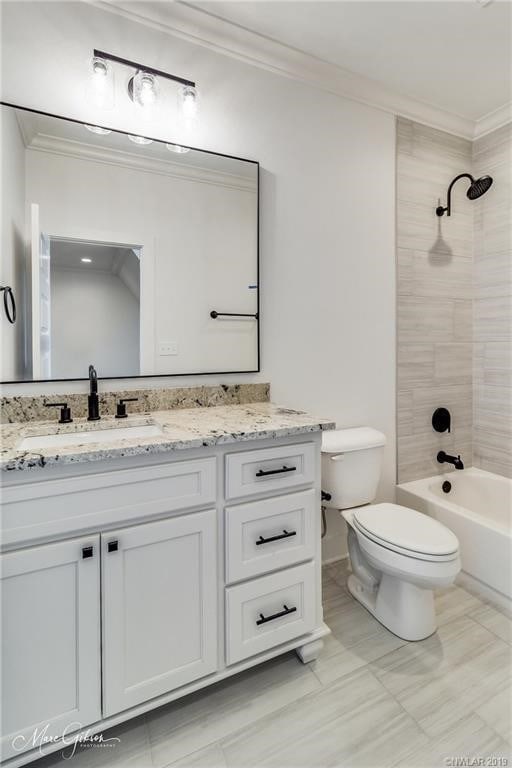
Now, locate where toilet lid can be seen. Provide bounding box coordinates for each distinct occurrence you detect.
[353,503,459,557]
[321,427,386,454]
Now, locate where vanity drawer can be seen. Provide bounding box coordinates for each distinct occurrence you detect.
[2,457,217,549]
[225,442,316,500]
[225,490,316,583]
[225,562,316,665]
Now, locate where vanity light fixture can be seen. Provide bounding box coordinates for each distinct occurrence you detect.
[92,56,109,80]
[130,71,159,109]
[91,49,198,121]
[166,144,190,154]
[178,85,199,121]
[84,124,112,135]
[128,135,153,145]
[89,55,114,108]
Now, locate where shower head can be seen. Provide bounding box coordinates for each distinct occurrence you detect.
[436,172,494,216]
[467,175,493,200]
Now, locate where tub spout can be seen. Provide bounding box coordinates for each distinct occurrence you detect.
[437,451,464,470]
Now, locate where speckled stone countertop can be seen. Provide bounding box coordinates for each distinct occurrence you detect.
[1,403,335,472]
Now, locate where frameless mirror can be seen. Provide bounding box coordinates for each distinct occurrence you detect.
[1,104,259,383]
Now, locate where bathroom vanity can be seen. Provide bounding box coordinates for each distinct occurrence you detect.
[0,402,334,766]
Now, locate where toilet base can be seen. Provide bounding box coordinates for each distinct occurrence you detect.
[347,572,437,642]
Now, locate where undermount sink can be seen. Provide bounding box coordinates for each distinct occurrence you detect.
[18,424,165,451]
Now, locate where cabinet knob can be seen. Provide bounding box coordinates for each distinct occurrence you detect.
[82,545,94,559]
[108,540,119,553]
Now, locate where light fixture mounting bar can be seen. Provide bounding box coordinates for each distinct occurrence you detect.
[93,49,196,88]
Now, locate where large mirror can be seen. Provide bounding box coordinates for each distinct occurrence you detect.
[1,104,259,382]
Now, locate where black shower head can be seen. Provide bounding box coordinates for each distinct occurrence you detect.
[467,175,493,200]
[436,172,494,216]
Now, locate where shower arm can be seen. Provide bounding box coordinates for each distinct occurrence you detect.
[436,173,474,217]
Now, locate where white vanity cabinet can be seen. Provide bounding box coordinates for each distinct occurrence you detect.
[0,535,101,762]
[101,510,217,716]
[0,434,328,768]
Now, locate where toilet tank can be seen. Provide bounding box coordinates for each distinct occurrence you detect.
[321,427,386,510]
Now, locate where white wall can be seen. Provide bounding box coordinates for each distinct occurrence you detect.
[0,108,26,380]
[1,3,396,541]
[50,265,139,379]
[25,147,258,376]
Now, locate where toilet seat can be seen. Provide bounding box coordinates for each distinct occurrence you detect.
[352,503,459,562]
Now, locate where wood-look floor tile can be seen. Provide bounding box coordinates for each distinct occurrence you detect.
[27,716,153,768]
[166,745,227,768]
[470,603,512,645]
[146,654,321,767]
[371,615,512,739]
[475,686,512,745]
[312,627,406,687]
[434,584,484,626]
[324,558,351,588]
[393,713,511,767]
[221,668,428,768]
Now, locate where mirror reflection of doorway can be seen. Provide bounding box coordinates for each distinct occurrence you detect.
[48,238,141,378]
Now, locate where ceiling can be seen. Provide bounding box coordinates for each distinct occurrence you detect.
[50,241,139,273]
[187,0,511,122]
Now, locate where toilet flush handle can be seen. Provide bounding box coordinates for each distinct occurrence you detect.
[329,453,345,462]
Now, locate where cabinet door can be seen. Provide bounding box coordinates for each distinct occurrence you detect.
[1,536,101,761]
[102,510,217,716]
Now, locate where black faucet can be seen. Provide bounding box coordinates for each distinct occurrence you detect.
[88,364,100,421]
[437,450,464,470]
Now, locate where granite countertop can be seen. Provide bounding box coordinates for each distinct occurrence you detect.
[1,403,335,472]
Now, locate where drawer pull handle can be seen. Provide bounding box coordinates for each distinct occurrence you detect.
[256,529,297,546]
[255,465,297,478]
[256,604,297,626]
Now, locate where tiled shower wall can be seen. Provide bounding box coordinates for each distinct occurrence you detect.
[397,119,474,483]
[473,124,512,478]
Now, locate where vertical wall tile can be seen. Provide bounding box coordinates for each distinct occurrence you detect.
[396,118,473,484]
[397,119,510,482]
[472,127,512,478]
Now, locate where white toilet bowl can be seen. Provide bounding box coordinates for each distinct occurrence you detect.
[343,503,460,641]
[321,426,461,641]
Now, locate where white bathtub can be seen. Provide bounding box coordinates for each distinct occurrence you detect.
[397,468,512,609]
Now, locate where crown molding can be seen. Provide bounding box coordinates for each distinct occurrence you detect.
[474,102,512,139]
[23,131,257,192]
[91,0,477,139]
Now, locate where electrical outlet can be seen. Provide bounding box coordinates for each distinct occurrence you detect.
[158,342,178,356]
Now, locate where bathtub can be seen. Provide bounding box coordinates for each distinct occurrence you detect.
[397,468,512,610]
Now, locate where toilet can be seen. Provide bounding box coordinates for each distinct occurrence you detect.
[321,427,460,641]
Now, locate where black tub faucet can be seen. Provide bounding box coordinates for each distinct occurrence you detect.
[88,364,100,421]
[437,451,464,470]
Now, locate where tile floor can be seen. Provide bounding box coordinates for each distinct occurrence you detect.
[32,560,512,768]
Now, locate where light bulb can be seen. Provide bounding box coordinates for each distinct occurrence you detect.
[131,71,158,109]
[128,135,153,145]
[81,258,92,263]
[92,56,108,80]
[84,125,112,135]
[166,144,190,154]
[89,56,114,109]
[179,85,198,121]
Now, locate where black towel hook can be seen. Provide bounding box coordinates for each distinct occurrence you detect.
[0,286,16,324]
